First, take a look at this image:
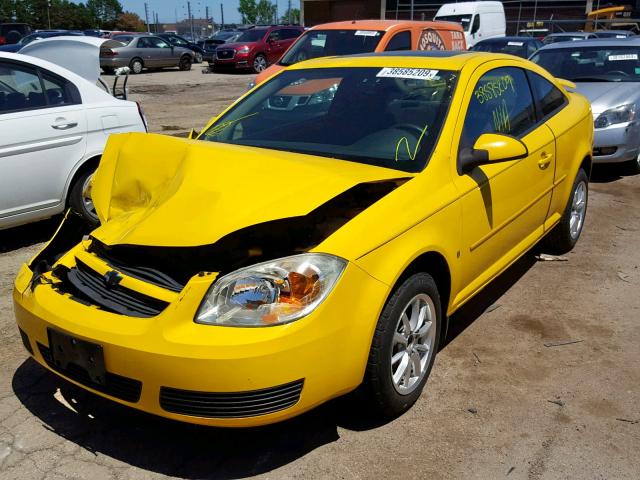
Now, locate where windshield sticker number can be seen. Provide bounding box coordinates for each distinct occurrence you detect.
[377,68,439,81]
[608,54,638,61]
[492,99,510,134]
[205,112,259,137]
[355,30,380,37]
[474,75,515,104]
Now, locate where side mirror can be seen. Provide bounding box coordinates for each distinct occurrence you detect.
[459,133,528,174]
[187,128,200,139]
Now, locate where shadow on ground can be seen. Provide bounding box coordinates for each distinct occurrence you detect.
[0,216,61,254]
[590,162,639,184]
[12,254,537,479]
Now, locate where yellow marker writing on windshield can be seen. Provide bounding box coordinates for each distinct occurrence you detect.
[395,124,429,162]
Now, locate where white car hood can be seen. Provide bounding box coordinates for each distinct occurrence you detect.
[19,36,120,84]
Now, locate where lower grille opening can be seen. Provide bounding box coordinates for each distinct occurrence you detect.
[38,342,142,403]
[593,146,617,156]
[53,259,169,318]
[18,328,34,355]
[160,379,304,418]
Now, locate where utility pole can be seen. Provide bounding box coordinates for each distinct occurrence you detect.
[410,0,415,20]
[155,12,159,33]
[220,3,225,30]
[187,1,194,40]
[205,5,209,29]
[47,0,51,29]
[288,0,292,24]
[144,2,151,33]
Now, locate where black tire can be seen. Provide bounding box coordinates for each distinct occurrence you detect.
[129,58,144,74]
[179,55,192,71]
[543,168,589,254]
[194,52,203,63]
[625,154,640,175]
[68,168,99,229]
[362,273,441,418]
[252,54,267,73]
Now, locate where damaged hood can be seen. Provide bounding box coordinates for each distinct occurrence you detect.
[92,133,409,247]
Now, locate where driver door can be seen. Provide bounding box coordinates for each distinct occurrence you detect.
[265,30,286,64]
[451,65,556,307]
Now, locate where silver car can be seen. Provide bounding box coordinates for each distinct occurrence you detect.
[532,38,640,173]
[100,35,194,74]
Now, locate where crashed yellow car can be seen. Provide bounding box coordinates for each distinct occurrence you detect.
[14,52,593,427]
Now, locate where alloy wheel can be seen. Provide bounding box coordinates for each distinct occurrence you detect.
[569,181,587,239]
[390,293,437,395]
[254,56,267,72]
[81,174,98,223]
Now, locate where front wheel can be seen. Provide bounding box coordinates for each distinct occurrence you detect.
[194,52,203,63]
[252,54,267,73]
[179,55,192,71]
[68,169,99,228]
[543,168,588,254]
[626,152,640,175]
[362,273,441,418]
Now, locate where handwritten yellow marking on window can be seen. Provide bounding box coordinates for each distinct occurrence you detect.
[492,99,510,133]
[474,75,515,104]
[395,124,429,162]
[206,112,260,137]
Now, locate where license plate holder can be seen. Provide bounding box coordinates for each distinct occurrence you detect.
[48,328,106,385]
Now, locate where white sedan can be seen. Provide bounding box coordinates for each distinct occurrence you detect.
[0,36,146,230]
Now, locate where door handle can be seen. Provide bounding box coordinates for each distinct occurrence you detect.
[51,121,78,130]
[538,152,552,170]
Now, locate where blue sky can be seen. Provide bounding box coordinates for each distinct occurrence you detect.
[121,0,301,24]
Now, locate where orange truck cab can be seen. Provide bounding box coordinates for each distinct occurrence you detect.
[253,19,466,86]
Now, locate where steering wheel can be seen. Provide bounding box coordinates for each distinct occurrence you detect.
[607,70,629,77]
[393,123,425,137]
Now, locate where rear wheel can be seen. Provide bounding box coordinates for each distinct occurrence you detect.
[252,54,267,73]
[543,168,588,254]
[362,273,441,418]
[194,52,203,63]
[129,58,143,74]
[179,55,192,71]
[68,169,99,228]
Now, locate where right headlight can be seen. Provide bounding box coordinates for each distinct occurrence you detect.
[195,253,346,327]
[594,104,636,129]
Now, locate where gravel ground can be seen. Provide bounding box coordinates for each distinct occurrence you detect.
[0,68,639,480]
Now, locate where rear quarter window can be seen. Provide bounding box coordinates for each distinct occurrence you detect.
[526,71,567,118]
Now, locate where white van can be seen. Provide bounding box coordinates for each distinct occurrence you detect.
[434,1,506,48]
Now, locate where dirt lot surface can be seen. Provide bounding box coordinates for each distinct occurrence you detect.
[1,68,639,480]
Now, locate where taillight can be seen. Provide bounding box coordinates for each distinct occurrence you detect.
[101,49,118,57]
[136,101,148,132]
[0,36,6,45]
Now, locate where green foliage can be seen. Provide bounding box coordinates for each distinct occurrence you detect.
[0,0,128,30]
[280,7,300,24]
[239,0,278,25]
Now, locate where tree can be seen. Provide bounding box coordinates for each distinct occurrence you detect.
[255,0,276,24]
[86,0,123,28]
[117,11,145,31]
[280,7,300,24]
[238,0,257,24]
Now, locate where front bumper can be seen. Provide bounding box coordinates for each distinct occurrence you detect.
[592,120,640,164]
[14,258,388,427]
[213,54,251,69]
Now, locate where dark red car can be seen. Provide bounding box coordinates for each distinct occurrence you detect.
[213,25,304,73]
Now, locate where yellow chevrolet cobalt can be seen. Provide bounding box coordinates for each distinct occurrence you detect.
[14,52,593,427]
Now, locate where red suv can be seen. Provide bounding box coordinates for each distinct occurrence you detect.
[213,25,304,73]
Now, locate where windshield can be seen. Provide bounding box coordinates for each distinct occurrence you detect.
[112,35,134,44]
[280,30,385,66]
[531,46,640,82]
[200,67,457,172]
[472,40,531,58]
[543,35,585,44]
[435,14,472,31]
[213,31,239,40]
[236,29,266,43]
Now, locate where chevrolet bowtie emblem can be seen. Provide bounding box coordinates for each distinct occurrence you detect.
[103,270,122,288]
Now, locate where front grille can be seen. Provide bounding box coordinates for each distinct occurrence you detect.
[55,259,169,318]
[216,49,235,60]
[38,342,142,402]
[159,379,304,418]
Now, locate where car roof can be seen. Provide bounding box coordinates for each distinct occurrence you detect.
[537,37,640,50]
[547,32,593,37]
[288,50,512,72]
[310,20,445,32]
[477,36,539,43]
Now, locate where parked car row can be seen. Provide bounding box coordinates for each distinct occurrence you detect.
[101,34,195,74]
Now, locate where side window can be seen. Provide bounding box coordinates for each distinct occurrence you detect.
[149,37,170,48]
[0,61,45,113]
[471,14,480,34]
[460,67,536,152]
[137,37,151,48]
[526,71,567,118]
[268,30,281,42]
[282,28,301,40]
[385,31,412,51]
[41,71,78,106]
